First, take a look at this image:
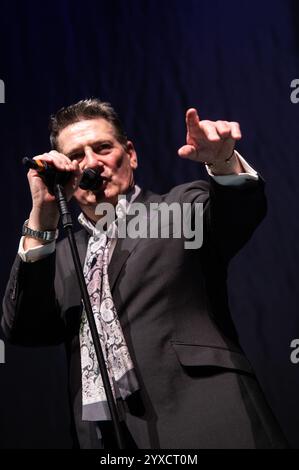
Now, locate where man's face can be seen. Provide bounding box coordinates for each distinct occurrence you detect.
[57,118,138,214]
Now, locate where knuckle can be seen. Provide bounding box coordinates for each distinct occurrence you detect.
[208,134,220,141]
[217,121,229,130]
[49,150,59,157]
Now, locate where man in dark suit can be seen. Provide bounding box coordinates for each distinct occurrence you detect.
[2,99,287,448]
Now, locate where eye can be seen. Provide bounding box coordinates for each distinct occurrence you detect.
[93,143,112,154]
[69,152,85,161]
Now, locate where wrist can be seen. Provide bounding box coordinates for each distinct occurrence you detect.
[23,218,58,241]
[22,218,58,251]
[29,207,59,231]
[206,151,243,176]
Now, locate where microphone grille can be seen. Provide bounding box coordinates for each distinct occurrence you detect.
[79,167,102,190]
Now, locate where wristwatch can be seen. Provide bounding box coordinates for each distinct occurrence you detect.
[22,219,58,242]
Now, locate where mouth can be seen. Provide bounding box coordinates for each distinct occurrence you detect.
[99,176,109,186]
[79,168,108,191]
[90,177,109,194]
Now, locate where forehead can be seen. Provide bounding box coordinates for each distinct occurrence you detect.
[57,118,117,154]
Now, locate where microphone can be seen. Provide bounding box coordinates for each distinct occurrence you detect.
[22,157,103,191]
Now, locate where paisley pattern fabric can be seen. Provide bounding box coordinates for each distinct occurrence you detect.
[78,190,140,421]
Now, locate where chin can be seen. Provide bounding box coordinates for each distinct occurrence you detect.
[76,183,125,207]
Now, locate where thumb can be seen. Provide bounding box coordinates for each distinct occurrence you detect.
[65,160,83,199]
[178,144,197,159]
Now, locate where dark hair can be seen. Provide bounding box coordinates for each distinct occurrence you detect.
[49,98,128,150]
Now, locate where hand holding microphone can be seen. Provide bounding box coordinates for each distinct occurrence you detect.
[24,150,83,207]
[22,150,102,250]
[23,151,103,197]
[23,156,102,192]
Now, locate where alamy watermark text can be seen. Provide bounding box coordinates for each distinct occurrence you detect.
[94,198,204,250]
[0,79,5,103]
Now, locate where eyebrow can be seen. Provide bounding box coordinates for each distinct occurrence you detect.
[66,140,114,158]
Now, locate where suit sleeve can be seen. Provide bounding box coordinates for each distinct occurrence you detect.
[180,176,267,264]
[1,252,66,346]
[207,176,267,263]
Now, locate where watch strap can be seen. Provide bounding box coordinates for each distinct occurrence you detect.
[22,219,58,242]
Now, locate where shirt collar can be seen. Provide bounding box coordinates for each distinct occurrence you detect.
[78,184,141,236]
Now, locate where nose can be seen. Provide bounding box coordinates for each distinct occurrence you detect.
[84,147,100,169]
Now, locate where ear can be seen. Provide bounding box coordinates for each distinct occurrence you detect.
[126,141,138,170]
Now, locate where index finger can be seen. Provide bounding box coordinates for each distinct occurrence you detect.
[33,152,75,172]
[186,108,202,137]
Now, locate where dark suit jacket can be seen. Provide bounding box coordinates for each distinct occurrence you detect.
[2,178,287,448]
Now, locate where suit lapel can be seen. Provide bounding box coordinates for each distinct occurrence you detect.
[108,234,141,292]
[74,229,89,267]
[72,189,162,292]
[108,188,161,292]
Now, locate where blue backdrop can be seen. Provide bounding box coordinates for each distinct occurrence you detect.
[0,0,299,448]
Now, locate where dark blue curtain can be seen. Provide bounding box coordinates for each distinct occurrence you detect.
[0,0,299,448]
